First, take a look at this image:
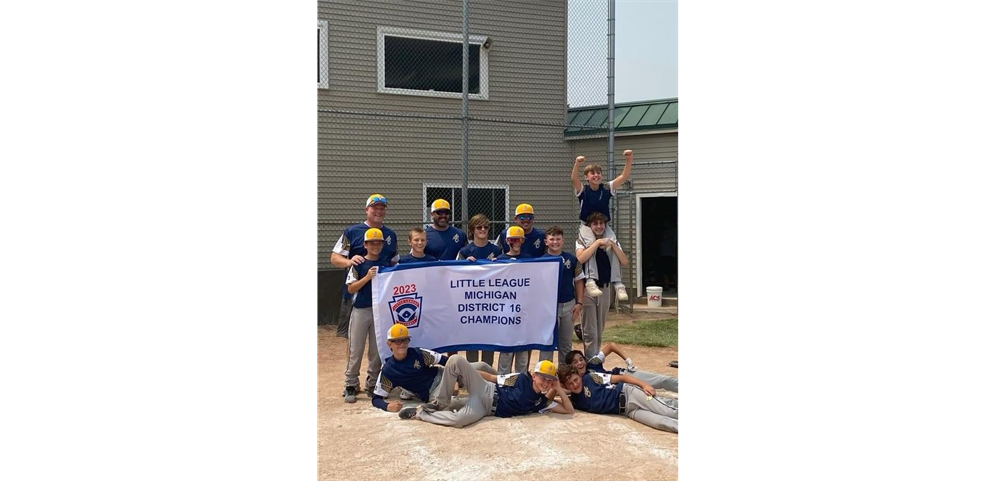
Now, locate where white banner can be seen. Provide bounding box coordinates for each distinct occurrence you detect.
[371,257,561,357]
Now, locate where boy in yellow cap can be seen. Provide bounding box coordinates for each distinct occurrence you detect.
[398,356,573,427]
[495,225,530,374]
[342,227,393,403]
[497,203,546,258]
[370,324,451,411]
[330,194,399,338]
[496,225,529,261]
[373,324,495,409]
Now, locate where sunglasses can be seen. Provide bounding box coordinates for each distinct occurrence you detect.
[517,215,534,221]
[475,225,490,230]
[435,210,451,216]
[390,338,410,345]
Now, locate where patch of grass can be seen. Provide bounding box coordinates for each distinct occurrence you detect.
[602,318,678,348]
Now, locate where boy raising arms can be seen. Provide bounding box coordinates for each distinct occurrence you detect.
[538,226,585,364]
[570,150,633,301]
[398,227,438,264]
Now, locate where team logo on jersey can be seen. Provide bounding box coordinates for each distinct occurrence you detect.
[421,350,436,366]
[452,233,460,243]
[584,386,592,398]
[534,238,541,249]
[413,359,421,370]
[386,236,392,245]
[389,293,423,328]
[563,258,572,269]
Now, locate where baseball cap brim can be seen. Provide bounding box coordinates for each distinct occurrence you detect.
[534,371,557,380]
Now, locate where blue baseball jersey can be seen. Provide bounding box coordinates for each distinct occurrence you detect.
[333,222,399,298]
[371,348,448,410]
[493,372,555,418]
[497,227,546,258]
[569,372,623,414]
[542,251,584,303]
[424,226,467,260]
[496,251,532,261]
[457,242,503,261]
[397,253,439,264]
[345,256,392,309]
[577,182,615,223]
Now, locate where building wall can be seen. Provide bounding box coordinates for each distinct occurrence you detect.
[318,0,577,268]
[567,132,678,294]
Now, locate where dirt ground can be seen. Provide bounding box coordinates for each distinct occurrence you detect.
[318,309,678,481]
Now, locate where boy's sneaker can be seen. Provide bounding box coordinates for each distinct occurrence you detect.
[615,285,629,302]
[585,279,603,297]
[421,401,441,413]
[399,389,414,400]
[398,406,419,419]
[343,386,357,403]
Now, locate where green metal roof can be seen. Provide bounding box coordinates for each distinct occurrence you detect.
[565,98,677,137]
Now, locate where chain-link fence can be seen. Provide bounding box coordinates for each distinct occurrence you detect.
[615,159,678,304]
[318,0,656,324]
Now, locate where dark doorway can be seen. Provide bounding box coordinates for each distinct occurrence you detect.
[640,196,677,294]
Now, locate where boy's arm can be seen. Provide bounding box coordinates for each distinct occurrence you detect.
[601,341,628,361]
[371,395,403,412]
[346,266,376,294]
[547,382,575,414]
[572,278,584,321]
[610,239,630,267]
[571,155,585,194]
[610,150,634,189]
[602,342,637,371]
[575,239,600,264]
[477,370,498,383]
[610,374,655,396]
[331,252,364,268]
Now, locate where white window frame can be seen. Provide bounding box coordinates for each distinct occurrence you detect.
[318,20,329,89]
[422,183,509,229]
[378,26,489,100]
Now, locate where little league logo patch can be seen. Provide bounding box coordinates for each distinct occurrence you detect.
[389,292,423,328]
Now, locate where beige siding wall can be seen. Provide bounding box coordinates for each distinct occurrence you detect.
[318,0,573,267]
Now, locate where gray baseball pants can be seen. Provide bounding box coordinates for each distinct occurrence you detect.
[581,289,612,360]
[497,350,529,375]
[342,307,381,392]
[622,383,679,433]
[539,301,578,364]
[417,355,496,428]
[630,370,679,393]
[335,296,353,338]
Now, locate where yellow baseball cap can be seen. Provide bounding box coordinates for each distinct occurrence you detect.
[388,324,410,341]
[533,360,557,380]
[366,194,387,208]
[431,199,451,213]
[515,203,534,216]
[364,228,384,242]
[507,226,525,239]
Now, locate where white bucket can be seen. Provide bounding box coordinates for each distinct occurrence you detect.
[646,286,663,307]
